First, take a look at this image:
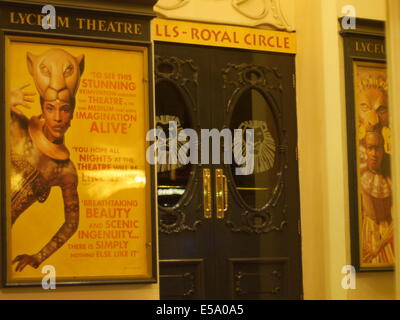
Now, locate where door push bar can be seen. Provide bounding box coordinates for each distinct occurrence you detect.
[203,168,228,219]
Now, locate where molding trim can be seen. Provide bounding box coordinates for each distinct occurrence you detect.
[156,0,190,10]
[154,0,294,31]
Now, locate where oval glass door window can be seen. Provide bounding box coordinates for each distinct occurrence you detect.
[230,88,280,210]
[156,80,193,209]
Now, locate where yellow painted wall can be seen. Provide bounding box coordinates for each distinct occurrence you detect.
[0,284,159,300]
[296,0,394,299]
[386,0,400,301]
[154,0,295,30]
[295,0,327,299]
[337,0,386,21]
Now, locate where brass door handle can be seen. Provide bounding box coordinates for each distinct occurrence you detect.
[203,168,212,219]
[223,174,228,213]
[215,168,228,219]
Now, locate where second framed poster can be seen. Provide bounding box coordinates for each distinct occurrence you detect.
[342,19,393,272]
[353,61,393,270]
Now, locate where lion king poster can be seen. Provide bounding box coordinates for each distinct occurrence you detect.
[5,36,153,284]
[354,61,394,269]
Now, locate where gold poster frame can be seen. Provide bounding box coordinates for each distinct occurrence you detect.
[3,35,156,286]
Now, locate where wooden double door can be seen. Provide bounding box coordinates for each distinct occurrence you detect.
[155,42,302,300]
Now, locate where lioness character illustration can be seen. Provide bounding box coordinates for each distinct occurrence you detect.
[10,48,84,272]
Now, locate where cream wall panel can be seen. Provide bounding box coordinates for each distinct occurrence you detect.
[296,0,394,300]
[337,0,386,21]
[295,0,347,300]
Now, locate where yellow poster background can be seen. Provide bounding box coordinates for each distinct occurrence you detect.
[6,37,152,282]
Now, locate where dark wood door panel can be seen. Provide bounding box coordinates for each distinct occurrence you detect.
[155,43,217,299]
[155,43,302,300]
[228,258,289,300]
[212,48,302,299]
[160,259,205,300]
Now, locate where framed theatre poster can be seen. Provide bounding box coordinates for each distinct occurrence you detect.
[3,35,155,286]
[342,19,393,271]
[352,61,393,270]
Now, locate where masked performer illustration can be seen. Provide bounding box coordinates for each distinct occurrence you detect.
[10,48,84,272]
[360,129,393,264]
